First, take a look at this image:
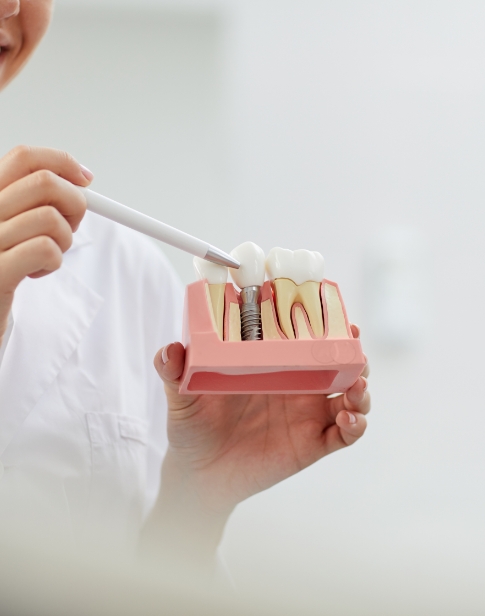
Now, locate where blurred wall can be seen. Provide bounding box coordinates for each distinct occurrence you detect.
[3,1,485,613]
[223,3,485,613]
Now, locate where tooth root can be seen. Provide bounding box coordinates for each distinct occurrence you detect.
[273,279,297,339]
[228,303,242,341]
[204,284,217,335]
[262,300,280,340]
[208,284,225,340]
[292,304,313,340]
[273,279,325,339]
[260,281,286,340]
[324,283,350,338]
[223,283,242,342]
[298,281,324,338]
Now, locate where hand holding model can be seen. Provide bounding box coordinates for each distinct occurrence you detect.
[146,243,370,570]
[0,146,93,342]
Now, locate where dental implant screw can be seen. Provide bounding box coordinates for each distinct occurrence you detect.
[240,286,262,341]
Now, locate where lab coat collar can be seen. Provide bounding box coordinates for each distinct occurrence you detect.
[0,260,104,456]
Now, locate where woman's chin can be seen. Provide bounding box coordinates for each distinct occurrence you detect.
[0,52,12,88]
[0,52,25,91]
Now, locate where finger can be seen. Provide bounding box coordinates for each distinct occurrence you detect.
[154,342,186,391]
[0,236,63,291]
[0,171,87,230]
[335,410,367,446]
[320,411,367,455]
[351,324,370,377]
[327,376,371,416]
[0,206,73,253]
[154,343,200,411]
[29,270,59,280]
[0,146,93,192]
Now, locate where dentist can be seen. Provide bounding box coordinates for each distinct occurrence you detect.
[0,0,370,570]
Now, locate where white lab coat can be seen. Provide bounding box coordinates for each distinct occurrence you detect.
[0,211,184,554]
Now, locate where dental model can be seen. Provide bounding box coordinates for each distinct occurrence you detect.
[193,257,227,340]
[180,243,365,395]
[229,242,266,341]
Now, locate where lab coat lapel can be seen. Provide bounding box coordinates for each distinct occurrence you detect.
[0,252,104,456]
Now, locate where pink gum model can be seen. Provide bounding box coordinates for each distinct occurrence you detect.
[179,280,366,395]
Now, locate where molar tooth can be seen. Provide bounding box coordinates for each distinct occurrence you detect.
[266,248,325,339]
[193,257,228,340]
[292,250,325,285]
[266,247,324,285]
[265,247,294,281]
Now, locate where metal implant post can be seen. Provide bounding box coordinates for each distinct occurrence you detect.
[240,286,262,341]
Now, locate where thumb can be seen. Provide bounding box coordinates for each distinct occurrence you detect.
[154,342,185,392]
[154,342,201,412]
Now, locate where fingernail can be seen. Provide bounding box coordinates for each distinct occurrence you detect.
[80,164,94,181]
[162,344,173,364]
[347,412,357,425]
[361,377,368,392]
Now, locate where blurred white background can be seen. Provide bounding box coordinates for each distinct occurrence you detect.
[2,0,485,613]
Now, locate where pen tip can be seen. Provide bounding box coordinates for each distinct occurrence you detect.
[204,247,240,269]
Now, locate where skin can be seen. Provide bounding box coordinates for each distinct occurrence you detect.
[1,0,370,571]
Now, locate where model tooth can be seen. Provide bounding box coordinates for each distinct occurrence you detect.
[229,242,266,289]
[265,247,294,281]
[296,281,324,337]
[193,257,227,340]
[266,248,325,339]
[193,257,228,285]
[292,249,325,285]
[272,279,295,338]
[229,242,265,341]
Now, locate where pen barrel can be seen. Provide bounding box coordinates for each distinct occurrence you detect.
[79,188,209,258]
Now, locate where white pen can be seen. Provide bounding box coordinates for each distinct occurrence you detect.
[78,188,240,269]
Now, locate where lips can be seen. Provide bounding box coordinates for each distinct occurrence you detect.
[0,46,9,64]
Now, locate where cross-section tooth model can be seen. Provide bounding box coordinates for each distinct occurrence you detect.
[229,242,266,341]
[179,241,365,395]
[193,257,227,340]
[265,248,325,339]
